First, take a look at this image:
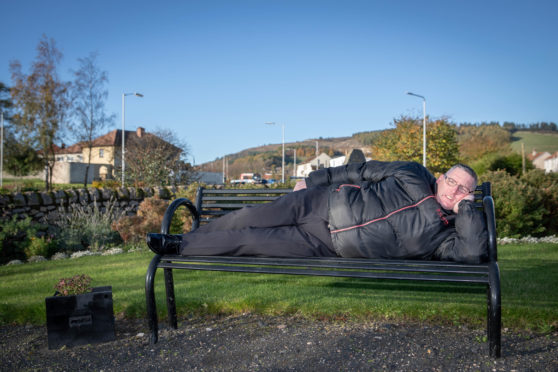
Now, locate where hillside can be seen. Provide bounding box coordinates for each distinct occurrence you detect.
[510,131,558,154]
[198,132,378,176]
[198,128,558,179]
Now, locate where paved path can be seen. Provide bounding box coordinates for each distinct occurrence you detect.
[2,314,557,371]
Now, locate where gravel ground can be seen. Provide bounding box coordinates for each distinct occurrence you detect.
[1,314,557,371]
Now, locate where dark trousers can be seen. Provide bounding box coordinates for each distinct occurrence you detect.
[179,187,337,257]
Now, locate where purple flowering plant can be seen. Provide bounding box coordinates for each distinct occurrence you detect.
[54,274,92,296]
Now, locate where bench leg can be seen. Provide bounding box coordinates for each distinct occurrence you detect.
[145,255,161,344]
[164,268,178,329]
[487,262,501,358]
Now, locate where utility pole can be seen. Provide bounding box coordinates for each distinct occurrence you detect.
[222,156,226,183]
[293,149,297,177]
[0,111,3,188]
[521,143,526,175]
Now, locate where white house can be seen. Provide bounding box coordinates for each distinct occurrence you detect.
[296,153,332,177]
[528,151,552,170]
[295,149,370,178]
[329,156,346,167]
[544,152,558,173]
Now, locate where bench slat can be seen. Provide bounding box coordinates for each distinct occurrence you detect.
[203,196,284,201]
[160,255,489,275]
[201,203,271,209]
[201,189,292,195]
[157,262,489,284]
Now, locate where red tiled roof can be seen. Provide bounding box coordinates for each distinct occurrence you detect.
[55,128,178,153]
[56,143,83,154]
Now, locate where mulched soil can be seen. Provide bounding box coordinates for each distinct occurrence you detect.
[1,314,557,371]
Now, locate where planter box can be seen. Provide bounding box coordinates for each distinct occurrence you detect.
[45,286,116,349]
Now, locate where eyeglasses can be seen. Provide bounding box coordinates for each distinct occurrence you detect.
[443,174,473,194]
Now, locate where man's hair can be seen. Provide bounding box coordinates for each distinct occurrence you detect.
[446,164,478,188]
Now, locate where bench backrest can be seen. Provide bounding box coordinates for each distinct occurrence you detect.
[194,187,292,226]
[194,182,491,220]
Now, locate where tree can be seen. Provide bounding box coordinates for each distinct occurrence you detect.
[121,128,194,186]
[10,35,70,190]
[457,123,511,162]
[0,82,13,119]
[489,153,533,176]
[1,82,43,177]
[70,52,115,187]
[371,116,459,174]
[3,131,42,176]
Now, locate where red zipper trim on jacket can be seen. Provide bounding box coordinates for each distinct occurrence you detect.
[330,195,436,234]
[335,184,361,192]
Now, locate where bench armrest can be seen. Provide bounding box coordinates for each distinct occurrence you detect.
[483,195,498,262]
[160,198,200,235]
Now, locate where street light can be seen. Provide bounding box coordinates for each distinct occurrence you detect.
[1,110,3,188]
[121,92,143,185]
[406,91,427,167]
[265,122,285,183]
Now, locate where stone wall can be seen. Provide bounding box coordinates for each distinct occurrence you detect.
[0,186,178,225]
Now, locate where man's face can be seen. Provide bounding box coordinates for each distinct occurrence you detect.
[435,167,476,211]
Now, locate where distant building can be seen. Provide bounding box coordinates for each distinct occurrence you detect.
[296,153,332,177]
[197,171,224,184]
[528,150,552,170]
[329,156,346,167]
[49,127,176,184]
[544,152,558,173]
[296,149,370,178]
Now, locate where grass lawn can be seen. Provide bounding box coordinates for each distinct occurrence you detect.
[510,130,558,154]
[1,178,85,192]
[1,243,557,333]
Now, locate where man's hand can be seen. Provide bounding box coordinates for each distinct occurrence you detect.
[453,193,475,214]
[293,179,307,191]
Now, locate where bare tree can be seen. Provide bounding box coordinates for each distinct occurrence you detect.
[122,128,195,187]
[10,35,70,190]
[71,52,115,187]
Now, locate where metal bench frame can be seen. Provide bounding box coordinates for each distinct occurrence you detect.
[146,183,501,357]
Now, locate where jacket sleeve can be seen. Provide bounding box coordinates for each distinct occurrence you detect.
[306,160,421,187]
[433,200,488,264]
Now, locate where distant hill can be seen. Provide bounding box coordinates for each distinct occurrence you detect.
[510,131,558,154]
[198,128,558,178]
[198,131,381,176]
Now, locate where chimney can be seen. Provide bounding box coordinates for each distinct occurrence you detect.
[136,127,145,138]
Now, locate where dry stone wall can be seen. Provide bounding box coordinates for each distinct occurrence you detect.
[0,186,178,225]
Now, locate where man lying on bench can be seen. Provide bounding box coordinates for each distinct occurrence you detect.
[147,161,488,264]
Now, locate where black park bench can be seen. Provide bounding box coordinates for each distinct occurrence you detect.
[145,183,501,357]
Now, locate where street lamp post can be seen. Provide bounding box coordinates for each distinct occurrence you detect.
[406,92,427,167]
[121,92,143,185]
[265,122,285,183]
[1,110,3,188]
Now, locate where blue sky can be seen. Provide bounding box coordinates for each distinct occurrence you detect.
[2,0,557,164]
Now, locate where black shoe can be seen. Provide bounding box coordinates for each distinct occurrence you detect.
[146,233,182,255]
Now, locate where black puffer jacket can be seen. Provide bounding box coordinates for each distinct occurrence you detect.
[306,161,488,264]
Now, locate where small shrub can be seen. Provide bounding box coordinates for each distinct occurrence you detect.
[489,153,534,176]
[112,196,169,243]
[24,236,57,259]
[91,179,120,189]
[521,170,558,235]
[0,216,43,264]
[54,197,125,252]
[54,274,92,296]
[484,170,547,237]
